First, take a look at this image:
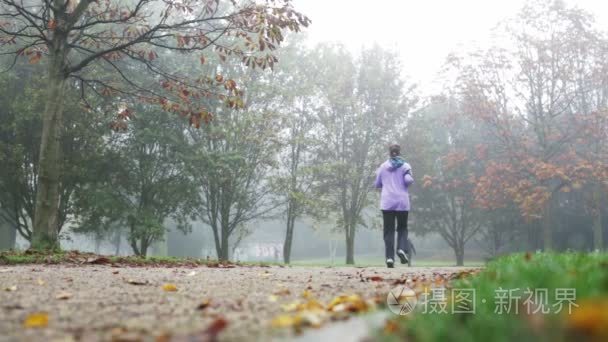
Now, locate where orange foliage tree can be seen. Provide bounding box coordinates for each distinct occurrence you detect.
[449,0,608,250]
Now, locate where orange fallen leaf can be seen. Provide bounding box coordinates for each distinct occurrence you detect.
[23,312,49,328]
[383,319,400,334]
[367,275,384,282]
[566,299,608,338]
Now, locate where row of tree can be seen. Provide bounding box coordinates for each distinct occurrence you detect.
[1,0,606,265]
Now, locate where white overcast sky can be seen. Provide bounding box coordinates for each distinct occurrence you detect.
[293,0,608,95]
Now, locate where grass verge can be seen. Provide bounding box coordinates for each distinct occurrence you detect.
[378,252,608,342]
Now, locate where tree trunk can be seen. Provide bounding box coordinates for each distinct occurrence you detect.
[219,229,229,261]
[592,188,604,251]
[140,237,148,257]
[541,206,552,251]
[113,231,121,256]
[454,244,465,266]
[283,208,295,264]
[32,39,68,250]
[0,219,16,250]
[345,226,355,265]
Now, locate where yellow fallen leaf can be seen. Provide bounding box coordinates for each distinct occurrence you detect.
[302,290,312,299]
[23,312,49,328]
[327,294,369,313]
[268,295,278,303]
[4,285,17,292]
[296,310,326,328]
[300,299,325,311]
[37,278,45,286]
[271,314,296,328]
[281,301,301,312]
[162,284,178,292]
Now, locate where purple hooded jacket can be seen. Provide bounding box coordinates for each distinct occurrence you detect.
[374,159,414,211]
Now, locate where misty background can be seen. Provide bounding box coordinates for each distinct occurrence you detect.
[1,0,607,266]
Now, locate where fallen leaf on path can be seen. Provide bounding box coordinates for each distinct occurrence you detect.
[196,299,211,310]
[274,288,291,296]
[327,294,371,313]
[86,256,111,264]
[55,292,72,300]
[126,279,148,285]
[162,284,178,292]
[36,278,45,286]
[271,314,296,328]
[205,317,229,337]
[268,295,278,303]
[155,332,171,342]
[302,290,312,299]
[23,312,49,328]
[4,285,17,292]
[186,271,197,277]
[366,275,384,282]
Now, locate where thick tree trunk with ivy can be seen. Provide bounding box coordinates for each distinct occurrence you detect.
[32,32,68,250]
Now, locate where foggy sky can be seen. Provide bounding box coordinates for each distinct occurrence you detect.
[295,0,608,95]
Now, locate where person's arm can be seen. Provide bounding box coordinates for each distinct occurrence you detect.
[404,167,414,186]
[374,169,383,188]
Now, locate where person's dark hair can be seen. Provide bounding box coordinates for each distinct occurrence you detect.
[389,144,401,158]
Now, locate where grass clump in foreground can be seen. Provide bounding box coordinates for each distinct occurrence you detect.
[380,252,608,342]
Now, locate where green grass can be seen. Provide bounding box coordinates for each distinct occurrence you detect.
[379,252,608,342]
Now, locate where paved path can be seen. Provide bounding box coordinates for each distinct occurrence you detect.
[0,265,477,341]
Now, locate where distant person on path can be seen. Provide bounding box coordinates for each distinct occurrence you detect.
[374,144,414,268]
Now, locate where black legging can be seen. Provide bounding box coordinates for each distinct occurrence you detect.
[382,210,409,260]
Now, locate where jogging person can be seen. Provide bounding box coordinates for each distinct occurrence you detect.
[374,144,414,268]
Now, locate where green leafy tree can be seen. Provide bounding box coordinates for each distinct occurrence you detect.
[187,62,283,261]
[0,65,105,247]
[74,107,198,256]
[0,0,309,250]
[312,44,415,264]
